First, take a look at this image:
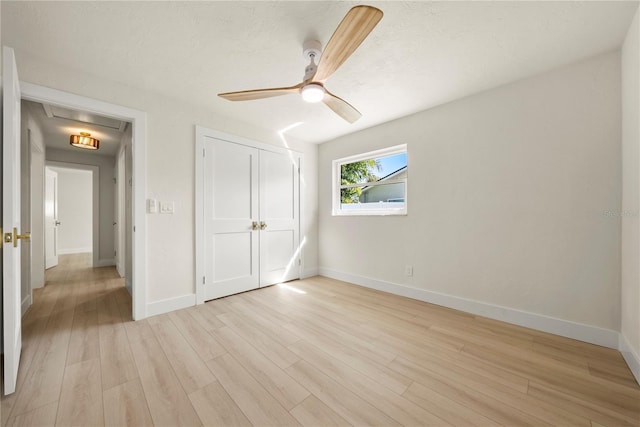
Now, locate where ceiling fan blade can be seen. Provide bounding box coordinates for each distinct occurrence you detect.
[323,90,362,123]
[218,83,302,101]
[313,5,383,82]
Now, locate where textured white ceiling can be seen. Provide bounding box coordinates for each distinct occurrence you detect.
[4,1,638,144]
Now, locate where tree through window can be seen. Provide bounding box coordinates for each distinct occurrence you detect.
[333,145,407,216]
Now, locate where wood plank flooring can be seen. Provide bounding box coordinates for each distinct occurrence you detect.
[2,253,639,426]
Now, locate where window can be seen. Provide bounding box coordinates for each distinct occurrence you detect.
[332,144,407,216]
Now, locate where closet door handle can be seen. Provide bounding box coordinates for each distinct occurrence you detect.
[259,221,267,230]
[251,221,259,230]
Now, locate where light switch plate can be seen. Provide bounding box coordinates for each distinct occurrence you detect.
[160,201,174,214]
[147,198,158,214]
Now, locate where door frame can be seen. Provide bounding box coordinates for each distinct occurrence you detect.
[21,82,148,320]
[43,166,59,270]
[45,163,98,263]
[195,126,303,305]
[115,148,126,278]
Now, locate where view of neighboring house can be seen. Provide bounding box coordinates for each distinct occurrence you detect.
[359,166,407,203]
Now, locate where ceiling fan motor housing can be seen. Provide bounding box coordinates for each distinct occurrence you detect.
[303,40,322,80]
[303,39,322,61]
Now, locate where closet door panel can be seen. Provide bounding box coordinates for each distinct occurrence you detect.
[204,137,259,300]
[259,150,300,286]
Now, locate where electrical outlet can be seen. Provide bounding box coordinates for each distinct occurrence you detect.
[405,265,413,277]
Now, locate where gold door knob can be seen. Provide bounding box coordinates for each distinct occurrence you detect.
[251,221,259,230]
[259,221,267,230]
[13,227,30,248]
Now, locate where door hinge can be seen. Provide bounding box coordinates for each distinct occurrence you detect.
[114,250,117,257]
[113,177,117,184]
[298,259,301,266]
[202,276,206,285]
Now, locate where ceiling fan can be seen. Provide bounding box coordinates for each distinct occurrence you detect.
[218,5,383,123]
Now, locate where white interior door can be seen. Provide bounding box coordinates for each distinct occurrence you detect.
[3,46,23,395]
[259,150,300,286]
[44,167,58,269]
[200,134,301,301]
[204,137,259,300]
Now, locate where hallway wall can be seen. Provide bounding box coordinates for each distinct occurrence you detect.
[52,168,93,255]
[20,102,46,313]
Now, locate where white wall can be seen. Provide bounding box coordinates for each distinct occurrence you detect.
[46,148,115,266]
[621,8,640,382]
[30,145,44,288]
[52,168,93,255]
[21,103,46,299]
[319,52,622,335]
[119,126,134,294]
[10,50,319,307]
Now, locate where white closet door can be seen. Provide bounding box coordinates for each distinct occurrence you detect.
[259,150,300,286]
[204,137,259,300]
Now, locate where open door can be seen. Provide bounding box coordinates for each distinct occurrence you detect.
[44,167,58,269]
[3,46,25,395]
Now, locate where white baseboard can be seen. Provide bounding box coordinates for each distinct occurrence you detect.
[146,294,195,318]
[21,294,32,316]
[125,278,132,296]
[301,268,319,279]
[58,247,92,255]
[31,277,45,289]
[95,258,115,267]
[318,267,620,349]
[619,333,640,385]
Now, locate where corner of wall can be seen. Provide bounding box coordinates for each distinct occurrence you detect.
[621,5,640,384]
[619,332,640,385]
[146,294,196,318]
[21,294,31,317]
[301,268,319,279]
[96,258,116,268]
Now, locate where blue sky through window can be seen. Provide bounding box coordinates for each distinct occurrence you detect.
[376,153,407,177]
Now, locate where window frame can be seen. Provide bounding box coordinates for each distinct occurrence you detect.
[332,144,408,216]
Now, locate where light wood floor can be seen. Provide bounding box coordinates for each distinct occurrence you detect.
[1,254,639,426]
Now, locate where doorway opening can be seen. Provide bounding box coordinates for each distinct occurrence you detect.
[44,166,94,270]
[20,84,147,321]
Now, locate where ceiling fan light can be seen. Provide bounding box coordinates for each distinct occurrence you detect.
[70,132,99,150]
[301,84,325,103]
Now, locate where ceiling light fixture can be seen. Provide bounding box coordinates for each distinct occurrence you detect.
[70,132,99,150]
[300,83,325,103]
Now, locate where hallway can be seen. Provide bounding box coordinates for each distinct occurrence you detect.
[2,254,136,425]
